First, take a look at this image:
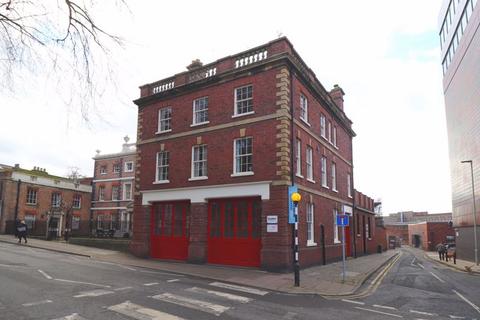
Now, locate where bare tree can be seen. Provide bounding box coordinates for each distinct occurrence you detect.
[0,0,126,121]
[66,166,84,181]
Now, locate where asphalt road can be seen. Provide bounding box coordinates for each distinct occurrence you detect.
[341,247,480,319]
[1,242,480,319]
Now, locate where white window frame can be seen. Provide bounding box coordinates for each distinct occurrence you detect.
[111,186,120,201]
[321,156,328,188]
[320,115,326,138]
[100,166,107,175]
[232,137,253,176]
[331,163,337,192]
[124,161,134,173]
[24,215,35,230]
[233,85,254,116]
[113,164,121,174]
[333,208,340,244]
[51,193,62,208]
[98,186,105,201]
[333,126,337,148]
[123,182,132,200]
[190,145,208,179]
[307,202,316,246]
[72,194,81,209]
[157,107,172,133]
[300,94,309,124]
[347,173,352,198]
[97,214,113,230]
[155,151,170,183]
[192,97,209,126]
[306,146,314,182]
[328,121,332,143]
[26,188,37,205]
[296,139,303,177]
[72,216,80,230]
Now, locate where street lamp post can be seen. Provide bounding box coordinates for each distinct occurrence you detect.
[461,160,479,265]
[291,192,301,287]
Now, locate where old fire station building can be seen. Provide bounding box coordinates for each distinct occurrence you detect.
[131,38,371,271]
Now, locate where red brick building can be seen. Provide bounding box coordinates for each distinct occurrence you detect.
[91,137,135,237]
[130,38,379,271]
[352,191,382,256]
[0,164,92,237]
[408,222,455,251]
[382,211,453,248]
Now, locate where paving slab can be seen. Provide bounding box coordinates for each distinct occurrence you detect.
[425,251,480,274]
[0,234,398,296]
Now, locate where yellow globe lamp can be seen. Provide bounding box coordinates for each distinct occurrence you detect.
[291,192,301,203]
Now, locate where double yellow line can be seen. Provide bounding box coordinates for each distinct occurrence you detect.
[346,252,403,299]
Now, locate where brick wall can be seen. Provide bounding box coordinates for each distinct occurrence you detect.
[131,38,359,270]
[385,224,409,245]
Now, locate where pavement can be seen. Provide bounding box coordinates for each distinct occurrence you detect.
[424,250,480,274]
[0,234,398,296]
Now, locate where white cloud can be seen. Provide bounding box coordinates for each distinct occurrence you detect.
[0,0,451,214]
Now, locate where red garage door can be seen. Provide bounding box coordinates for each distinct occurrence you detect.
[207,198,261,267]
[151,202,189,261]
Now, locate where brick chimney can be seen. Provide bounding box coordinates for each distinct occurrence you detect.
[329,84,345,110]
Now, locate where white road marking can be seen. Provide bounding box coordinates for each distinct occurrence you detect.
[453,289,480,314]
[51,313,89,320]
[167,279,180,283]
[283,312,298,319]
[449,315,466,319]
[74,289,114,298]
[38,269,53,280]
[342,299,365,305]
[152,293,229,316]
[143,282,159,286]
[429,271,446,283]
[0,263,26,268]
[119,265,137,271]
[114,286,133,291]
[22,300,53,307]
[418,263,425,269]
[108,301,184,320]
[355,306,403,318]
[209,281,269,296]
[138,270,182,276]
[411,257,416,266]
[186,287,252,303]
[410,310,437,316]
[94,261,137,271]
[373,304,398,310]
[54,278,110,288]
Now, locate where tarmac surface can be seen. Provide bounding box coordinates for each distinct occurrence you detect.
[0,234,398,296]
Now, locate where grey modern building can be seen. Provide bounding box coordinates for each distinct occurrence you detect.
[440,0,479,261]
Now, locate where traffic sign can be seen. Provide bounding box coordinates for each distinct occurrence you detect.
[336,214,349,226]
[288,186,298,224]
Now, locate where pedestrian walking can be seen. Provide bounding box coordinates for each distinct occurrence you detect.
[16,220,28,244]
[436,243,446,261]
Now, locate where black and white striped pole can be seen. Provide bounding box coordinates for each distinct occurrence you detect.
[291,192,302,287]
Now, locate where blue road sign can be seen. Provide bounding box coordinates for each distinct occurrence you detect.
[288,185,298,224]
[336,214,349,226]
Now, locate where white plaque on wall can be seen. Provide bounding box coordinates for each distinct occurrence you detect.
[267,215,278,224]
[267,224,278,233]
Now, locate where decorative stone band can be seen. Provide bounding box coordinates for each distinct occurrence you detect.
[141,181,271,205]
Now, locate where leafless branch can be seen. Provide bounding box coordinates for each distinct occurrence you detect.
[0,0,126,122]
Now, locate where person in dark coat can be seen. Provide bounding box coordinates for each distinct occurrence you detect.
[16,220,28,244]
[436,243,446,260]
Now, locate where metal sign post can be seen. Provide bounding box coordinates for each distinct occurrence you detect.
[342,222,346,283]
[290,190,301,287]
[336,214,349,283]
